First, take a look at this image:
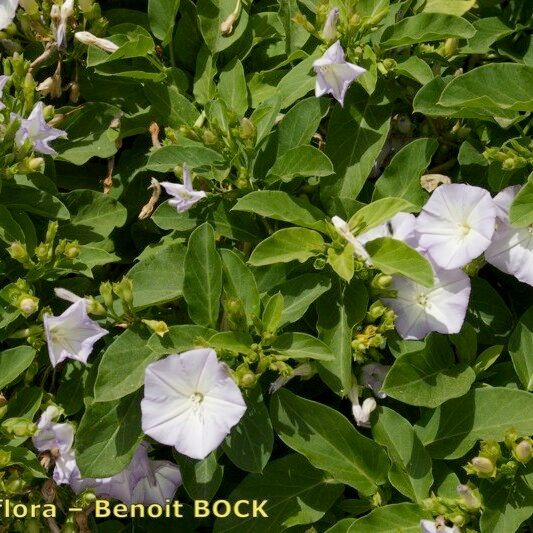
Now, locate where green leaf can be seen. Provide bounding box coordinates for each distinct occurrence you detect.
[214,454,343,533]
[277,54,319,109]
[366,237,434,287]
[383,335,475,408]
[317,279,368,396]
[148,324,216,356]
[193,46,217,105]
[94,327,158,402]
[327,245,355,282]
[422,0,475,16]
[461,17,515,55]
[276,97,329,156]
[58,190,127,244]
[0,346,36,389]
[0,206,26,244]
[349,198,417,233]
[184,223,223,328]
[218,59,248,117]
[127,241,185,309]
[208,331,253,354]
[509,180,533,227]
[395,57,434,85]
[146,142,223,172]
[271,390,389,495]
[372,407,433,502]
[248,228,325,266]
[267,145,334,183]
[439,64,533,112]
[76,392,143,477]
[380,13,475,49]
[337,503,431,532]
[220,249,260,326]
[144,83,200,127]
[262,292,284,334]
[54,103,121,165]
[271,332,334,361]
[148,0,180,43]
[508,306,533,391]
[275,274,332,326]
[222,386,274,473]
[321,84,392,215]
[373,139,438,207]
[232,191,327,232]
[174,451,223,502]
[416,387,533,459]
[197,0,250,53]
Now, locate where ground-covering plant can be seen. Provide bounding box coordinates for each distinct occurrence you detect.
[0,0,532,531]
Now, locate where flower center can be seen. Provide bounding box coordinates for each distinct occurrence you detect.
[417,293,429,308]
[528,224,533,235]
[319,65,331,73]
[190,392,204,404]
[458,222,471,237]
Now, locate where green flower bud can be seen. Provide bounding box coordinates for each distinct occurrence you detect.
[443,38,459,57]
[457,483,481,511]
[382,58,396,71]
[238,117,256,141]
[63,241,80,260]
[99,282,114,307]
[113,277,134,306]
[479,439,501,464]
[202,129,217,145]
[142,319,169,337]
[7,241,29,263]
[86,298,107,316]
[469,456,496,478]
[0,449,12,468]
[2,417,38,438]
[17,294,39,316]
[43,105,55,121]
[371,273,393,289]
[34,243,50,263]
[313,257,327,270]
[28,157,45,171]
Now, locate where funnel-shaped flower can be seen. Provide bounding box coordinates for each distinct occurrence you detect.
[416,184,496,270]
[485,185,533,286]
[141,348,247,460]
[160,164,207,213]
[44,299,108,367]
[313,41,366,106]
[383,267,471,340]
[0,0,18,30]
[15,101,67,155]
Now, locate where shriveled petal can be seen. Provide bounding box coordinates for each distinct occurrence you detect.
[132,461,182,505]
[53,449,78,485]
[417,184,496,269]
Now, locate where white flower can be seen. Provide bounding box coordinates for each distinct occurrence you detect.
[358,212,418,247]
[54,287,84,303]
[75,31,119,53]
[54,0,74,49]
[420,519,461,533]
[416,184,496,269]
[321,8,339,41]
[313,41,366,106]
[352,397,377,427]
[141,348,247,460]
[43,299,108,367]
[0,0,18,30]
[383,267,471,340]
[485,185,533,287]
[160,164,207,213]
[331,215,372,263]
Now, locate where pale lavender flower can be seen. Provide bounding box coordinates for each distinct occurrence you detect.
[361,363,390,399]
[313,41,366,106]
[54,287,83,303]
[15,101,67,155]
[43,299,108,367]
[358,212,418,247]
[160,164,207,213]
[0,75,9,110]
[321,8,339,41]
[383,267,471,340]
[71,442,182,505]
[141,348,247,460]
[416,184,496,270]
[0,0,18,30]
[331,215,372,264]
[485,185,533,286]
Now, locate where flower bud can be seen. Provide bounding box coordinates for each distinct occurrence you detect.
[7,241,29,263]
[35,243,50,262]
[479,439,501,464]
[513,439,532,464]
[63,241,80,259]
[202,129,217,145]
[321,8,339,41]
[2,417,38,438]
[113,277,134,306]
[78,0,94,12]
[86,298,106,316]
[220,12,238,35]
[43,104,56,121]
[443,38,459,57]
[238,117,256,141]
[69,81,80,103]
[457,483,481,511]
[371,273,393,289]
[75,31,119,53]
[0,449,12,468]
[37,75,62,99]
[142,319,169,337]
[313,257,326,270]
[28,157,45,171]
[99,282,114,307]
[18,295,39,316]
[470,456,496,478]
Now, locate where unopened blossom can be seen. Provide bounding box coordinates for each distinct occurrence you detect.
[420,519,461,533]
[485,185,533,286]
[15,101,67,155]
[313,41,366,106]
[54,287,83,303]
[0,75,9,110]
[0,0,18,30]
[54,0,74,49]
[321,8,339,41]
[416,184,496,270]
[361,363,390,399]
[141,348,247,460]
[71,442,182,505]
[43,299,108,367]
[74,31,119,53]
[331,215,372,264]
[352,397,377,428]
[160,164,207,214]
[383,267,471,340]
